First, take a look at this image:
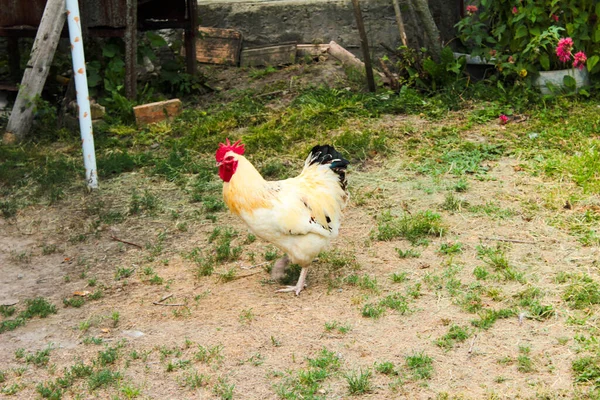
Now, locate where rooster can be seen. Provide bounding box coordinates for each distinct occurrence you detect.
[215,139,349,295]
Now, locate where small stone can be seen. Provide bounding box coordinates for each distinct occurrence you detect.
[17,274,24,279]
[122,330,145,339]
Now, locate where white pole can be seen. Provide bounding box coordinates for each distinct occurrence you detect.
[65,0,98,189]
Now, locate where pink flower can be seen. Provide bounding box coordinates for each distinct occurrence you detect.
[551,14,559,22]
[508,56,514,64]
[512,6,518,14]
[466,5,478,14]
[556,37,574,63]
[573,51,587,70]
[499,114,509,125]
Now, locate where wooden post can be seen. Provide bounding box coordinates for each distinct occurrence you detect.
[392,0,408,47]
[124,0,137,99]
[351,0,376,92]
[4,0,67,143]
[184,0,198,75]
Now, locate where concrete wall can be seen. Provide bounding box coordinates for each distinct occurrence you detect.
[197,0,462,57]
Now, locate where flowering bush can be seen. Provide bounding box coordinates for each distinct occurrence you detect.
[456,0,600,77]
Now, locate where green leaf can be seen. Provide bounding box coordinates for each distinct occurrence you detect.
[529,27,541,37]
[587,55,599,71]
[146,32,168,48]
[563,75,576,89]
[515,25,528,39]
[596,2,600,18]
[594,28,600,43]
[102,44,121,58]
[539,54,550,71]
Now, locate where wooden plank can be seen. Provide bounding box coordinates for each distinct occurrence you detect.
[4,0,66,143]
[133,99,182,126]
[297,44,329,58]
[195,27,242,65]
[240,43,297,67]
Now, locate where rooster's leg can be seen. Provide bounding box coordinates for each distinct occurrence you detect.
[271,254,289,281]
[276,267,308,296]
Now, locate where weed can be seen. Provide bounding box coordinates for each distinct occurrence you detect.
[324,321,352,334]
[391,271,409,283]
[439,242,463,255]
[572,356,600,384]
[471,308,516,330]
[473,266,489,280]
[407,282,422,299]
[213,377,234,400]
[63,297,85,308]
[88,289,104,300]
[453,178,469,192]
[0,305,16,317]
[441,193,467,212]
[97,346,120,366]
[239,308,254,324]
[563,274,600,309]
[41,244,58,255]
[36,381,63,399]
[405,352,434,380]
[345,368,372,394]
[83,336,103,345]
[0,298,57,334]
[24,347,53,366]
[111,311,120,327]
[219,268,237,283]
[361,303,385,319]
[182,370,210,389]
[149,274,164,285]
[115,266,134,280]
[436,325,470,350]
[375,210,444,244]
[468,202,515,219]
[375,361,397,375]
[264,246,279,261]
[195,344,224,365]
[120,382,141,399]
[88,369,122,390]
[517,345,534,373]
[129,190,160,215]
[395,248,421,258]
[380,293,410,314]
[345,274,379,292]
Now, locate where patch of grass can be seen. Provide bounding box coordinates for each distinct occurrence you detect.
[324,321,352,334]
[468,201,515,219]
[473,266,489,280]
[395,248,421,258]
[239,308,254,324]
[115,266,134,280]
[345,274,379,292]
[219,267,237,283]
[572,356,600,385]
[390,271,409,283]
[375,210,444,244]
[375,361,397,375]
[0,305,16,317]
[345,368,372,395]
[439,242,463,255]
[129,190,160,215]
[97,346,120,366]
[182,370,210,389]
[440,193,467,212]
[24,346,53,366]
[471,308,516,330]
[563,274,600,309]
[88,368,122,390]
[213,377,235,400]
[405,352,434,380]
[435,325,470,350]
[264,246,279,261]
[361,303,385,319]
[0,297,57,334]
[195,344,224,365]
[517,345,534,373]
[380,293,410,314]
[63,297,86,308]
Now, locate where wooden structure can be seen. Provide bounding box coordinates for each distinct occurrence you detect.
[240,43,297,68]
[0,0,198,99]
[195,27,242,66]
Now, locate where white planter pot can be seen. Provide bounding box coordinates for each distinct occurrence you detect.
[534,68,590,95]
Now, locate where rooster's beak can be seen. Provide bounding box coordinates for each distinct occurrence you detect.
[216,162,222,167]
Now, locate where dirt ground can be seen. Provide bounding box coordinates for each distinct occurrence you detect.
[1,63,599,399]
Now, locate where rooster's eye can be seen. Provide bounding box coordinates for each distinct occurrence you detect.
[225,156,234,162]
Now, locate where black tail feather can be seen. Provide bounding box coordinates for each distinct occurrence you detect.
[308,145,349,191]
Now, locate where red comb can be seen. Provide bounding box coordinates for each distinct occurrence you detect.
[215,138,245,162]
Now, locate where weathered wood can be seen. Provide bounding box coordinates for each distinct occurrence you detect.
[328,41,388,84]
[240,43,297,67]
[392,0,408,47]
[297,43,330,58]
[124,0,137,99]
[351,0,376,92]
[184,0,198,73]
[133,99,182,126]
[195,27,242,65]
[4,0,66,142]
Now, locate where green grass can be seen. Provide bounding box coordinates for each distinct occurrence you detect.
[345,368,372,394]
[435,325,470,350]
[88,369,122,390]
[0,297,57,334]
[375,210,445,244]
[405,352,434,380]
[471,308,516,330]
[562,274,600,309]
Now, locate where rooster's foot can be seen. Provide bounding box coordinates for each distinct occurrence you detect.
[275,267,308,296]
